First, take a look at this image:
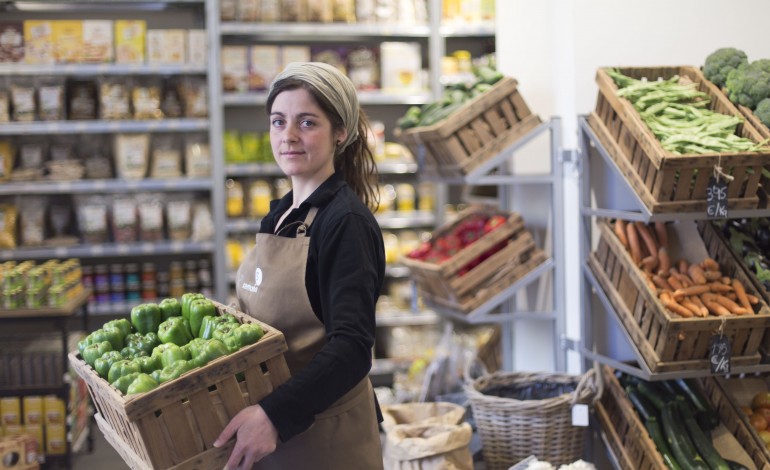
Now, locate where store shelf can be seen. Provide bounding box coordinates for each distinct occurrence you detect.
[0,288,91,319]
[220,22,431,38]
[376,310,438,327]
[385,265,411,278]
[376,211,436,229]
[0,118,210,135]
[224,90,431,107]
[0,240,215,261]
[0,63,207,76]
[0,178,212,195]
[378,161,419,174]
[225,218,261,233]
[439,22,496,37]
[225,163,284,177]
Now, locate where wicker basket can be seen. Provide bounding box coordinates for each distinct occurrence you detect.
[464,370,597,470]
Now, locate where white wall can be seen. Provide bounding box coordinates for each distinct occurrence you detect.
[497,0,770,373]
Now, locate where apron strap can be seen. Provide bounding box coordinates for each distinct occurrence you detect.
[276,206,320,238]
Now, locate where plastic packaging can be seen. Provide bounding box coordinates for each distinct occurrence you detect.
[114,133,149,180]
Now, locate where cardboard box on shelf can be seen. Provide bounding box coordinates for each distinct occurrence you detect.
[41,397,63,427]
[380,42,423,93]
[0,399,19,428]
[52,20,83,63]
[114,20,145,64]
[43,424,64,456]
[147,29,186,65]
[280,45,310,71]
[248,45,280,91]
[0,22,24,63]
[0,433,39,470]
[187,29,206,66]
[20,398,41,428]
[82,20,113,63]
[221,45,249,92]
[22,21,54,64]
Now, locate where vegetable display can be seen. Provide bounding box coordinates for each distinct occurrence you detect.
[77,293,264,395]
[605,68,767,155]
[618,372,743,470]
[613,219,761,318]
[396,62,503,130]
[717,218,770,293]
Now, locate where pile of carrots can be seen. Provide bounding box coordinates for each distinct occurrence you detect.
[613,219,759,318]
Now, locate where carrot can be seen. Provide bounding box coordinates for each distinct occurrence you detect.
[690,295,709,317]
[641,255,659,273]
[702,257,720,272]
[700,294,732,316]
[660,290,674,303]
[732,279,753,312]
[626,222,643,265]
[614,219,629,249]
[688,264,707,285]
[721,276,732,285]
[703,270,722,282]
[673,285,711,300]
[703,292,750,315]
[710,282,734,293]
[663,299,694,318]
[658,246,672,275]
[654,222,668,249]
[667,275,684,290]
[678,259,690,275]
[634,222,659,262]
[652,275,673,291]
[681,297,706,317]
[747,294,760,305]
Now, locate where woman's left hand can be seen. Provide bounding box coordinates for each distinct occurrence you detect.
[214,404,279,469]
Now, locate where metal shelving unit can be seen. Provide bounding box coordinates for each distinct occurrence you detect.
[0,178,212,195]
[576,115,770,381]
[0,240,215,261]
[0,118,210,135]
[0,63,207,75]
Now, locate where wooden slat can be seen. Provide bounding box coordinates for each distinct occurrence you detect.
[187,388,224,449]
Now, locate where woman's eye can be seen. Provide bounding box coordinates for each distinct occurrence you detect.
[271,119,284,127]
[301,120,314,128]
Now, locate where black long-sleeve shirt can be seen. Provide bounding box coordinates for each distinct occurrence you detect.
[256,172,385,442]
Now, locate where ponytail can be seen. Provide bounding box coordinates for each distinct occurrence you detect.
[335,109,380,211]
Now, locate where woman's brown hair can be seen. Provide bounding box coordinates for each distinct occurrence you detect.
[267,78,380,211]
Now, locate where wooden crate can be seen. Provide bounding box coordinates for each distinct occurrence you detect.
[68,301,290,470]
[588,219,770,373]
[701,375,770,470]
[595,365,667,470]
[402,207,548,314]
[590,66,770,214]
[395,77,542,178]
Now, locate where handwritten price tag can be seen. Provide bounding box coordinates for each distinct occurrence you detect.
[710,335,731,375]
[706,177,728,219]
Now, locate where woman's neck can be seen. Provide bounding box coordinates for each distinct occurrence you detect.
[289,168,334,208]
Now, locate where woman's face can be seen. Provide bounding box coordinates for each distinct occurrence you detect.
[269,88,346,182]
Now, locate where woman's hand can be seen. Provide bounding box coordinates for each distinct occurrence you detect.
[213,404,279,469]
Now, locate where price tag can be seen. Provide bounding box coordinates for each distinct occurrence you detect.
[710,335,731,375]
[706,177,728,219]
[571,404,589,427]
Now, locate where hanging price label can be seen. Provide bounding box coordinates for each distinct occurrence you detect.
[710,335,731,375]
[706,177,728,219]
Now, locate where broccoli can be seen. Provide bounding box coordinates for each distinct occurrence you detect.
[755,97,770,128]
[725,59,770,109]
[703,47,748,88]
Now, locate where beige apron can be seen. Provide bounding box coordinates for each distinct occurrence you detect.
[236,207,384,470]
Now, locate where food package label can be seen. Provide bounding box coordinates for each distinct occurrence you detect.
[280,45,310,72]
[0,433,38,469]
[186,29,206,66]
[0,399,19,428]
[41,397,64,427]
[161,29,186,65]
[115,20,145,64]
[44,424,65,455]
[82,20,113,63]
[248,45,280,91]
[23,21,54,64]
[380,42,423,93]
[310,46,348,75]
[21,398,41,427]
[0,22,24,63]
[52,20,83,63]
[221,46,249,92]
[146,30,164,64]
[347,46,379,91]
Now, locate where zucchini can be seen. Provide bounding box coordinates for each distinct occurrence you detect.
[674,378,720,430]
[725,460,751,470]
[679,401,730,470]
[627,386,659,422]
[645,416,683,470]
[637,380,670,411]
[661,402,709,470]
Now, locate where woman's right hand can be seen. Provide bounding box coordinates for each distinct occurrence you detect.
[214,404,279,469]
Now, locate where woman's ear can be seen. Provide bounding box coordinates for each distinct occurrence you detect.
[335,128,348,146]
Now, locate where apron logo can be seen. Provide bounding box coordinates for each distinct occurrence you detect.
[241,267,263,294]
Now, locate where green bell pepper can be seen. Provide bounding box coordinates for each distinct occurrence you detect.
[112,372,141,394]
[94,350,124,379]
[181,293,205,320]
[211,322,239,342]
[158,316,194,346]
[82,341,113,368]
[155,360,195,384]
[136,354,163,374]
[181,337,208,359]
[188,298,217,338]
[77,337,92,355]
[190,338,229,368]
[222,323,265,353]
[89,327,124,352]
[157,343,191,368]
[130,303,162,334]
[199,314,239,340]
[125,332,161,356]
[120,345,148,359]
[108,359,142,384]
[126,373,159,395]
[102,318,132,340]
[159,298,182,321]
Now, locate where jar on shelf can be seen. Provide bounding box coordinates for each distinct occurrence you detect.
[125,263,140,301]
[169,278,185,299]
[141,263,156,283]
[156,271,170,299]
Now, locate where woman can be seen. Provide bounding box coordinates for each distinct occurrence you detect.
[214,62,386,469]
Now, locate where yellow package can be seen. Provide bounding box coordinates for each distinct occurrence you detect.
[52,20,83,63]
[23,20,54,64]
[22,397,42,427]
[114,20,145,64]
[23,424,43,452]
[0,398,20,427]
[45,424,66,455]
[2,424,22,437]
[82,20,113,63]
[0,140,12,181]
[42,397,64,426]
